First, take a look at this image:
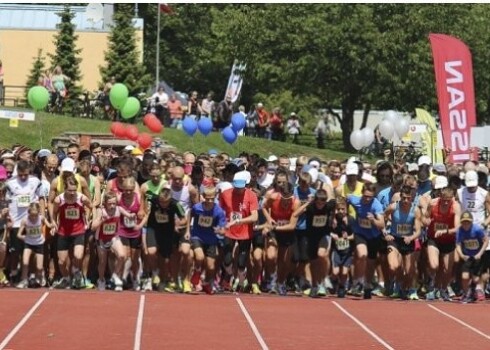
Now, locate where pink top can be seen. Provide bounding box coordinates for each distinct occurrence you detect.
[117,194,141,238]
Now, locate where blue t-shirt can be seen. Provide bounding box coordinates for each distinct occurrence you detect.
[376,187,394,211]
[348,195,383,239]
[294,186,316,230]
[456,224,486,257]
[190,203,226,245]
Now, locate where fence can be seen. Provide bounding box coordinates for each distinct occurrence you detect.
[0,85,27,107]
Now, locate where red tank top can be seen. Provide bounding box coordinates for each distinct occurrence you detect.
[428,198,456,244]
[117,193,141,238]
[58,193,86,236]
[98,207,120,242]
[270,195,295,232]
[108,179,123,196]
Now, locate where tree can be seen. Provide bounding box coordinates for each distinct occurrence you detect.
[49,4,83,111]
[24,49,46,101]
[100,4,151,96]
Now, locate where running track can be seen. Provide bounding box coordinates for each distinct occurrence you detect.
[0,290,489,349]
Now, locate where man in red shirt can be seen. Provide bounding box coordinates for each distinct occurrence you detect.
[219,171,258,291]
[256,103,269,139]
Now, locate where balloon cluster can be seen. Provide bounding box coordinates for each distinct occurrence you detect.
[110,121,154,150]
[349,110,410,151]
[181,112,246,145]
[109,84,141,120]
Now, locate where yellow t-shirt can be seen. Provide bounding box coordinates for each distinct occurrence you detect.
[340,181,364,218]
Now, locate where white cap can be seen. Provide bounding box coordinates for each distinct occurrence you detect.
[434,176,448,190]
[37,149,52,158]
[417,155,431,166]
[309,160,320,169]
[407,163,419,172]
[346,163,359,176]
[257,103,263,108]
[233,171,251,188]
[347,156,357,164]
[267,155,278,162]
[60,158,76,173]
[307,168,319,183]
[465,170,478,187]
[1,152,15,159]
[362,172,377,184]
[124,145,135,151]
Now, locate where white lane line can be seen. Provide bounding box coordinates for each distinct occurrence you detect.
[236,298,269,350]
[134,295,146,350]
[0,291,49,350]
[427,304,490,340]
[332,301,395,350]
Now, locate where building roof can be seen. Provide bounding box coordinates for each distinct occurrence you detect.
[0,4,143,31]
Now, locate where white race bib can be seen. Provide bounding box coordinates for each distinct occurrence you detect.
[26,227,41,237]
[17,195,30,208]
[123,216,136,228]
[336,238,350,250]
[198,215,213,228]
[102,223,117,236]
[434,223,448,231]
[312,215,327,227]
[397,224,412,236]
[65,208,80,220]
[359,218,372,229]
[231,212,242,222]
[464,239,479,250]
[155,212,169,224]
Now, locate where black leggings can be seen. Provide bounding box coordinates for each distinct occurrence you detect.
[223,237,252,270]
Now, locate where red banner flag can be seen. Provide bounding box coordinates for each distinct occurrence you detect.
[160,3,173,14]
[429,33,477,163]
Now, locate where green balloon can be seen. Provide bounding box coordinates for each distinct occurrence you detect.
[27,86,50,110]
[120,97,141,119]
[109,83,129,110]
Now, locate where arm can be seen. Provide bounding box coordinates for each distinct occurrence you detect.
[92,177,102,208]
[275,200,301,232]
[189,184,200,205]
[90,208,102,231]
[17,220,26,241]
[455,242,468,261]
[48,178,58,221]
[449,201,461,235]
[184,210,192,240]
[405,207,422,244]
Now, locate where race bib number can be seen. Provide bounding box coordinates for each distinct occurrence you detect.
[17,195,30,208]
[466,200,476,209]
[397,224,412,236]
[358,218,372,229]
[26,227,41,237]
[65,208,80,220]
[434,223,448,231]
[102,223,117,236]
[336,238,350,250]
[123,216,136,228]
[198,215,213,228]
[464,239,479,250]
[312,215,327,227]
[231,212,242,222]
[277,220,289,226]
[155,212,169,224]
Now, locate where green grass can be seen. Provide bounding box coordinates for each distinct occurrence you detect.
[0,111,355,160]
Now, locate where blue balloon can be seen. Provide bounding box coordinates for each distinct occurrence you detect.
[182,117,198,136]
[197,117,213,136]
[222,126,238,144]
[231,113,246,132]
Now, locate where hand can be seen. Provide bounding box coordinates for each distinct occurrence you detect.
[474,253,482,260]
[1,208,8,217]
[213,226,224,235]
[366,212,375,222]
[330,233,339,241]
[434,230,446,238]
[384,234,394,242]
[225,220,236,230]
[403,236,413,245]
[184,232,190,241]
[461,254,469,262]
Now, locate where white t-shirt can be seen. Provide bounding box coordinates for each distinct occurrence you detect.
[6,176,42,228]
[151,92,169,106]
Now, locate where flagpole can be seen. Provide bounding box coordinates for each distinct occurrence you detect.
[156,5,161,90]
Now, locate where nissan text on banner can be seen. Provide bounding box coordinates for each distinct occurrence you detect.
[429,33,477,163]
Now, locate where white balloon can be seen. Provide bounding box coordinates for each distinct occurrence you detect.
[361,127,374,147]
[350,130,364,150]
[384,110,399,124]
[379,119,395,140]
[395,118,410,138]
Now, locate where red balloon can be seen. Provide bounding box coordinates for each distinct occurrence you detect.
[147,117,163,133]
[125,125,139,141]
[143,113,157,126]
[111,122,126,138]
[138,133,153,150]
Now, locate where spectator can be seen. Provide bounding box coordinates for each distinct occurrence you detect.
[314,115,327,149]
[286,112,301,144]
[168,93,183,128]
[255,103,269,139]
[269,107,284,141]
[201,91,215,119]
[245,104,258,137]
[214,95,233,131]
[150,86,170,126]
[187,91,202,121]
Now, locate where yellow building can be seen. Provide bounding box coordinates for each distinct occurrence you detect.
[0,4,144,105]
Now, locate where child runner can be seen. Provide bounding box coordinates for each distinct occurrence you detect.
[16,203,53,288]
[91,191,132,291]
[456,211,488,303]
[0,182,11,285]
[330,196,354,298]
[187,187,226,294]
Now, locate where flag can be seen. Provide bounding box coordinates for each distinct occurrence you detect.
[225,61,246,103]
[429,33,477,163]
[415,108,444,163]
[159,3,173,14]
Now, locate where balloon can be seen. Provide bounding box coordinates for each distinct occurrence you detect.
[383,110,399,124]
[222,126,238,144]
[361,127,375,147]
[197,117,213,136]
[395,118,410,138]
[182,117,198,136]
[379,119,395,140]
[350,130,364,151]
[231,113,246,132]
[121,97,141,119]
[109,83,129,110]
[138,133,153,150]
[125,124,139,141]
[146,115,163,133]
[27,86,50,110]
[143,113,157,125]
[110,122,126,138]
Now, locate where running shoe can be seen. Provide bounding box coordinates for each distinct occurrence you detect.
[408,289,419,301]
[371,286,385,297]
[183,280,192,294]
[303,288,311,296]
[84,278,95,289]
[399,289,408,300]
[269,284,278,295]
[142,278,152,292]
[232,278,240,292]
[164,282,177,293]
[447,285,456,298]
[202,283,215,295]
[461,290,475,304]
[152,275,160,288]
[251,283,261,295]
[440,289,452,302]
[351,283,363,297]
[16,279,29,289]
[363,288,372,300]
[190,270,201,287]
[425,291,435,301]
[277,283,287,296]
[337,286,346,298]
[53,277,71,289]
[390,291,400,299]
[0,270,8,285]
[260,280,270,293]
[133,278,142,292]
[475,288,485,302]
[97,279,106,291]
[72,271,84,290]
[317,284,327,297]
[309,287,319,298]
[112,274,124,292]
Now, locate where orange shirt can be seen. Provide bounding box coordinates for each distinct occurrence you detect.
[168,99,183,119]
[219,188,259,240]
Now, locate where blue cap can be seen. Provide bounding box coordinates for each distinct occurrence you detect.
[208,149,218,155]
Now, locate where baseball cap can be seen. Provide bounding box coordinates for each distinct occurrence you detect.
[131,148,143,156]
[37,149,52,158]
[407,163,419,173]
[433,164,446,173]
[307,167,319,183]
[434,176,448,190]
[124,145,135,152]
[465,170,478,187]
[460,211,473,223]
[417,155,431,166]
[60,157,76,173]
[290,112,297,117]
[257,102,263,108]
[362,172,377,184]
[208,149,218,156]
[0,165,7,181]
[233,171,250,188]
[346,163,359,176]
[309,160,320,169]
[1,152,15,160]
[267,155,278,163]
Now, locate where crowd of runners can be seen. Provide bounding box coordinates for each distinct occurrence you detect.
[0,142,489,303]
